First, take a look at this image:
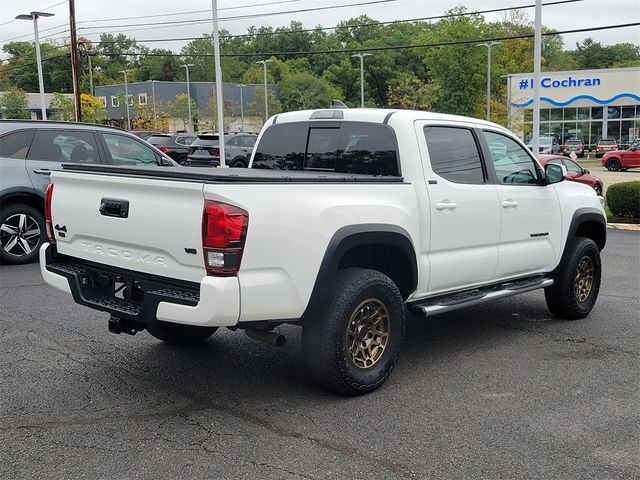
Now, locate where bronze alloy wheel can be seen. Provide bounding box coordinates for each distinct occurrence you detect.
[574,256,594,302]
[347,298,390,369]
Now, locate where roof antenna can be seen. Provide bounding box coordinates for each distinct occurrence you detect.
[330,100,348,109]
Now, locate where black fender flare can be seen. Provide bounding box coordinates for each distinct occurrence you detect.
[301,224,418,321]
[555,208,606,272]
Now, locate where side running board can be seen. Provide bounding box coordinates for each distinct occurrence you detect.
[410,276,554,317]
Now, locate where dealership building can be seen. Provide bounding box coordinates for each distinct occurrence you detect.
[507,67,640,149]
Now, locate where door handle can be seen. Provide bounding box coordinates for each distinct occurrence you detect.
[435,201,457,211]
[501,199,519,208]
[33,169,52,176]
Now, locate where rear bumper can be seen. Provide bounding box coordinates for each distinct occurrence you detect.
[186,156,220,167]
[40,243,240,327]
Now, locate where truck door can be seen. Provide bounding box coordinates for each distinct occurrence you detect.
[416,123,501,293]
[480,130,562,278]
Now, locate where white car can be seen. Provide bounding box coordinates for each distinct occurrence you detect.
[527,135,562,154]
[40,108,606,395]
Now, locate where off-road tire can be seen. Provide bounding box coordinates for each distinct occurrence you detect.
[231,158,247,168]
[545,237,601,319]
[0,203,46,265]
[302,268,406,395]
[146,321,218,345]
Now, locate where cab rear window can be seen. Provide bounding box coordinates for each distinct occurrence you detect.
[252,121,399,176]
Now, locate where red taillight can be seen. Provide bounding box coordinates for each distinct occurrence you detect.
[212,147,220,157]
[159,147,171,153]
[202,200,248,275]
[45,183,55,243]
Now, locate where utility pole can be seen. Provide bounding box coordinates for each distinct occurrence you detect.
[532,0,542,156]
[87,50,96,96]
[181,63,194,132]
[121,70,131,130]
[211,0,226,167]
[476,41,501,122]
[256,59,273,121]
[351,53,371,108]
[15,11,54,120]
[237,84,245,131]
[151,80,157,131]
[68,0,81,121]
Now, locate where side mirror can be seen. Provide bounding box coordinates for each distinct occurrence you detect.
[584,169,590,174]
[545,163,567,184]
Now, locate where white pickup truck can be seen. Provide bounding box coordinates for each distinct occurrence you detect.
[41,108,606,395]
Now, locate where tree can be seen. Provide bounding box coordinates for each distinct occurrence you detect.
[80,93,106,124]
[49,92,75,121]
[387,75,439,110]
[247,86,282,119]
[280,72,341,110]
[167,93,197,130]
[0,87,30,119]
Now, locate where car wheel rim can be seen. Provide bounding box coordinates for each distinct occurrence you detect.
[574,256,594,303]
[347,298,390,369]
[0,213,41,257]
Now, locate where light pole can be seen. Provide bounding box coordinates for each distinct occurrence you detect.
[121,70,131,130]
[236,84,245,131]
[476,41,501,122]
[211,0,226,167]
[87,50,96,96]
[181,63,194,132]
[351,53,372,108]
[256,59,273,121]
[15,11,54,120]
[532,0,543,156]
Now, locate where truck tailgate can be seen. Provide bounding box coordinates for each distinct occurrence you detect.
[50,170,206,283]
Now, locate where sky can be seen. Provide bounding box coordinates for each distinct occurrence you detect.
[1,0,639,62]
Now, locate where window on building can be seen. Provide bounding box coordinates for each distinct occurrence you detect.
[577,108,590,120]
[111,96,119,107]
[127,95,134,107]
[549,109,563,121]
[621,106,635,119]
[138,93,147,106]
[97,96,107,107]
[424,126,484,184]
[591,107,603,120]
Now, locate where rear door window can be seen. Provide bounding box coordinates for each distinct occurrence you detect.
[0,130,35,159]
[27,130,100,164]
[423,126,485,184]
[252,122,399,175]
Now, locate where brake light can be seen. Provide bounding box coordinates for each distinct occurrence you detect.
[202,200,248,275]
[45,183,55,244]
[212,147,220,157]
[159,147,171,153]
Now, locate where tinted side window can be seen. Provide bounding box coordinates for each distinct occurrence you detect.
[175,135,196,146]
[147,135,171,146]
[0,130,35,159]
[252,122,399,176]
[242,136,256,148]
[564,159,582,173]
[27,130,100,164]
[101,133,158,167]
[252,123,307,170]
[424,126,484,184]
[227,137,242,146]
[483,131,541,185]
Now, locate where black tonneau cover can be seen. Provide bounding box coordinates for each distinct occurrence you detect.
[60,164,405,183]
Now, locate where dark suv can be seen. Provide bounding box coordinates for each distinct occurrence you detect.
[147,133,197,165]
[0,120,176,265]
[187,132,257,168]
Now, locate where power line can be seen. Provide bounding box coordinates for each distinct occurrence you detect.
[0,0,66,28]
[77,0,404,32]
[78,0,585,43]
[0,22,69,43]
[75,0,311,24]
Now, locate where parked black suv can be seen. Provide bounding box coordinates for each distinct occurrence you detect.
[187,132,257,168]
[0,120,176,265]
[147,133,197,165]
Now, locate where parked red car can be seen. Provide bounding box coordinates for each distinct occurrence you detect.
[602,138,640,171]
[538,154,604,196]
[595,137,618,158]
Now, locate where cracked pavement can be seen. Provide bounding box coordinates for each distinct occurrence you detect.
[0,229,638,480]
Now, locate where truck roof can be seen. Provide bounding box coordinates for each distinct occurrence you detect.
[270,108,504,131]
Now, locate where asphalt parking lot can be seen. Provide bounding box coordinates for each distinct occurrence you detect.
[1,229,638,480]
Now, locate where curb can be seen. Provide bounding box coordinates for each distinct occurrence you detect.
[608,223,640,231]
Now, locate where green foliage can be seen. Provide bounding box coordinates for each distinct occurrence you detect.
[81,93,107,124]
[280,72,341,110]
[167,93,197,123]
[606,181,640,218]
[570,38,640,69]
[49,92,75,121]
[387,74,438,110]
[247,86,282,118]
[0,87,30,119]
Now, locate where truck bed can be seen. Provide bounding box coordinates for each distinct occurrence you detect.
[61,164,405,184]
